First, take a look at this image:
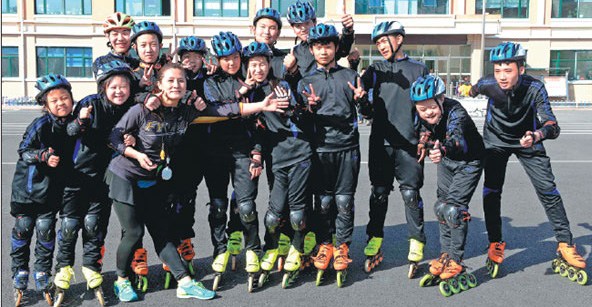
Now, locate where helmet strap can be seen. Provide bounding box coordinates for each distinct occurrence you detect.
[387,35,403,62]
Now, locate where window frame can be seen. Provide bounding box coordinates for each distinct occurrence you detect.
[193,0,249,17]
[36,46,93,78]
[552,0,592,18]
[116,0,171,17]
[270,0,325,18]
[2,46,19,77]
[550,50,592,81]
[355,0,449,15]
[35,0,91,15]
[475,0,530,18]
[2,0,17,13]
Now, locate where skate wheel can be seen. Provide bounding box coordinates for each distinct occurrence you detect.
[53,290,65,307]
[458,275,469,291]
[419,274,434,287]
[407,263,417,279]
[277,257,285,272]
[14,289,23,307]
[281,273,290,289]
[487,260,499,278]
[467,273,478,288]
[94,287,105,306]
[576,270,588,286]
[231,256,237,272]
[439,281,452,297]
[315,270,324,286]
[336,270,346,288]
[164,272,172,289]
[364,259,372,273]
[567,267,578,281]
[559,263,568,277]
[449,278,461,294]
[247,275,254,293]
[258,272,269,288]
[551,259,561,273]
[141,276,148,293]
[212,274,222,291]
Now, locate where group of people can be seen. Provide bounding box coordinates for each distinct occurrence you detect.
[9,0,588,305]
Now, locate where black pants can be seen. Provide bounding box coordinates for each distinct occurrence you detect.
[10,205,57,276]
[263,159,312,252]
[111,175,189,281]
[367,143,426,242]
[315,148,360,246]
[203,147,261,257]
[437,158,482,262]
[483,144,573,244]
[55,175,111,272]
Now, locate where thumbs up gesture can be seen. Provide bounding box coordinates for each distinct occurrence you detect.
[284,48,298,74]
[428,140,442,164]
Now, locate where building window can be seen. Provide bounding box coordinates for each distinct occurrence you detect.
[552,0,592,18]
[2,0,17,13]
[476,0,529,18]
[270,0,324,18]
[36,47,93,78]
[550,50,592,80]
[116,0,171,16]
[194,0,248,17]
[35,0,91,15]
[355,0,448,15]
[2,47,19,77]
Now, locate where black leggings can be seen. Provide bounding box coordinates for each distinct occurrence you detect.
[112,180,189,281]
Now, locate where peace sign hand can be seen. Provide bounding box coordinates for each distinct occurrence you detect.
[347,77,367,100]
[205,58,218,75]
[139,64,154,88]
[302,83,321,107]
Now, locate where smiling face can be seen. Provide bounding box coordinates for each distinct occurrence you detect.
[218,52,241,75]
[104,75,131,106]
[181,51,204,73]
[493,62,525,91]
[157,67,186,103]
[310,41,336,67]
[291,20,315,42]
[106,28,132,54]
[45,88,73,117]
[253,18,281,46]
[135,33,161,64]
[415,98,442,125]
[247,56,270,83]
[375,34,402,60]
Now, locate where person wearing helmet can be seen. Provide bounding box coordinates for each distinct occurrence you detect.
[93,12,139,76]
[176,36,210,93]
[131,20,166,93]
[50,61,137,305]
[237,42,313,289]
[411,75,484,295]
[297,23,370,287]
[9,74,77,306]
[470,42,587,282]
[284,0,355,81]
[359,20,429,278]
[249,7,287,81]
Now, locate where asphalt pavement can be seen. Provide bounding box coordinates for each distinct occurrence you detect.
[2,108,591,306]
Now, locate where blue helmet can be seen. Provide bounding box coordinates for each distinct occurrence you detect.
[242,42,273,60]
[177,36,207,56]
[211,32,242,57]
[410,75,446,103]
[35,74,72,104]
[287,0,316,24]
[95,60,133,87]
[371,21,405,43]
[254,8,282,30]
[307,23,339,44]
[131,21,163,44]
[489,42,527,63]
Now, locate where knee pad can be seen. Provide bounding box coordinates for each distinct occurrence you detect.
[83,214,101,239]
[37,218,57,242]
[370,186,390,206]
[335,195,354,215]
[264,210,282,234]
[209,198,228,219]
[13,215,35,241]
[401,190,419,209]
[318,195,334,215]
[238,200,257,223]
[433,201,448,224]
[289,209,306,231]
[437,204,470,228]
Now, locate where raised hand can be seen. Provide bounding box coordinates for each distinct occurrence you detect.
[79,105,93,120]
[302,83,321,107]
[428,140,442,164]
[348,77,367,100]
[139,64,154,88]
[283,47,297,74]
[45,147,60,167]
[274,85,290,104]
[192,92,207,111]
[123,134,136,147]
[205,58,217,75]
[144,92,162,111]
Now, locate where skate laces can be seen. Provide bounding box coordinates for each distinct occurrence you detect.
[559,243,585,263]
[132,248,148,274]
[490,242,505,258]
[178,239,195,260]
[313,244,332,263]
[335,245,352,265]
[57,266,76,282]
